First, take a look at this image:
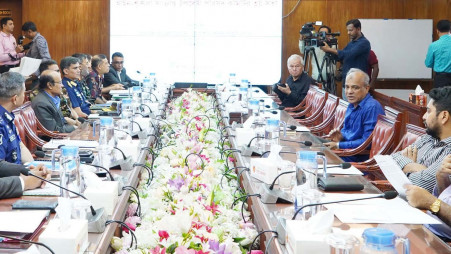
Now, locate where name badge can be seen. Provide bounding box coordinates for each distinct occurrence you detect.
[9,134,16,142]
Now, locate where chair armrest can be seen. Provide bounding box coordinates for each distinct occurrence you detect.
[331,133,374,157]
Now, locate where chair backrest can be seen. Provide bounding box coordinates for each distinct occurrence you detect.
[313,94,339,132]
[332,99,349,130]
[392,124,426,153]
[369,115,401,157]
[302,86,318,109]
[305,89,327,119]
[12,108,28,147]
[20,101,39,134]
[384,106,403,122]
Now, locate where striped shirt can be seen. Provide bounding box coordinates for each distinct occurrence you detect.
[392,135,451,193]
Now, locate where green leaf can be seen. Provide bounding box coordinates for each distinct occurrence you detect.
[167,242,179,254]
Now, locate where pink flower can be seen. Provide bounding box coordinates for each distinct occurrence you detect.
[123,216,141,233]
[175,246,196,254]
[150,246,166,254]
[250,251,264,254]
[158,230,169,241]
[126,203,138,217]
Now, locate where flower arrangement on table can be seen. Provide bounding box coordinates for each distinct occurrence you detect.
[111,90,259,254]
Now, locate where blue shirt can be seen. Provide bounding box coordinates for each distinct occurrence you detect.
[339,93,385,149]
[338,35,371,81]
[425,34,451,73]
[62,77,91,115]
[0,105,22,164]
[44,91,61,108]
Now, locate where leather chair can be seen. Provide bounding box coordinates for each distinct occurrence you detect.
[296,90,328,126]
[369,124,426,190]
[309,94,341,136]
[20,101,67,139]
[12,108,29,150]
[332,115,401,166]
[298,92,338,128]
[285,86,317,114]
[316,99,349,138]
[12,108,45,152]
[290,88,326,119]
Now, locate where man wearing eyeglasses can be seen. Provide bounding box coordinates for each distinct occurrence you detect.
[31,70,76,133]
[104,52,134,88]
[273,54,316,108]
[324,68,384,162]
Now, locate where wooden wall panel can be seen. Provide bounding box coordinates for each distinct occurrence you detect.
[21,0,110,65]
[282,0,451,92]
[15,0,450,93]
[0,0,22,41]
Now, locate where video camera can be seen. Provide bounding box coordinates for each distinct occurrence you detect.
[300,22,340,47]
[18,35,33,50]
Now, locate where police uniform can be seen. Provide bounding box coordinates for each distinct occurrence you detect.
[62,77,91,115]
[0,105,22,164]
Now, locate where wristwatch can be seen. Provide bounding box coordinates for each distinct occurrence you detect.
[429,199,441,215]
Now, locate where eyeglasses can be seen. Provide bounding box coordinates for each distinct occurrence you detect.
[112,61,124,65]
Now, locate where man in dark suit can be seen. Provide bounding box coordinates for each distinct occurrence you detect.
[0,160,49,199]
[104,52,134,88]
[31,70,76,133]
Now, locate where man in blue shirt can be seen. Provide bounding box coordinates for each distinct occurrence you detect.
[324,68,385,162]
[61,56,91,118]
[320,19,370,100]
[425,20,451,88]
[0,72,33,164]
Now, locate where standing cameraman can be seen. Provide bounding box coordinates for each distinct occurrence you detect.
[321,19,370,100]
[299,25,336,83]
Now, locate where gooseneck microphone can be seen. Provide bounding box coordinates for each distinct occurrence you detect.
[280,139,313,147]
[91,165,114,181]
[23,169,97,216]
[292,191,398,220]
[269,171,296,190]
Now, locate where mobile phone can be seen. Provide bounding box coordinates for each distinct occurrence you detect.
[278,83,287,88]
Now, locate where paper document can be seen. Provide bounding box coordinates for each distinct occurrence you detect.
[322,194,440,224]
[8,57,42,76]
[374,155,411,198]
[43,139,99,150]
[0,210,48,233]
[23,181,60,196]
[318,164,363,175]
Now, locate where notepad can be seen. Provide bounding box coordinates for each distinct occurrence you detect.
[0,210,49,233]
[43,139,99,150]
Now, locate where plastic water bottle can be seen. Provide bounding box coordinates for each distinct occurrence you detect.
[142,76,151,92]
[228,73,237,85]
[361,228,410,254]
[239,87,248,103]
[265,118,279,144]
[295,151,318,189]
[59,146,82,197]
[149,73,157,89]
[248,99,260,117]
[98,117,115,169]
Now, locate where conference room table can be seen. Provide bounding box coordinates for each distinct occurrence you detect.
[216,91,451,253]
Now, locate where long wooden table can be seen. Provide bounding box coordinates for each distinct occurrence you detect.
[217,93,451,253]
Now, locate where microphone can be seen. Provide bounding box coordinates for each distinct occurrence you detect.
[292,191,398,220]
[326,162,351,169]
[280,139,313,147]
[275,191,398,245]
[111,146,133,171]
[24,169,109,233]
[90,165,114,181]
[260,170,296,204]
[226,94,236,102]
[240,136,262,156]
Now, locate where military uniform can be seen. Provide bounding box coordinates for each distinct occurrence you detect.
[0,105,22,164]
[62,77,91,115]
[60,87,72,118]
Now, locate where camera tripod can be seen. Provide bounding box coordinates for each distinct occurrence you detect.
[303,46,338,95]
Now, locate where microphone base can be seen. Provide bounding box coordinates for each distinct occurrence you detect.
[260,184,294,204]
[276,217,287,245]
[87,207,108,233]
[317,176,364,191]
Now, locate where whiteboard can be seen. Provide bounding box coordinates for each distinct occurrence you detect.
[360,19,433,79]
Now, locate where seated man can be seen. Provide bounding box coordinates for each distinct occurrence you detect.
[72,53,93,102]
[31,70,77,133]
[60,56,91,118]
[392,86,451,192]
[0,72,34,164]
[405,155,451,241]
[273,54,316,107]
[104,52,135,88]
[87,54,124,104]
[324,68,385,162]
[0,160,49,199]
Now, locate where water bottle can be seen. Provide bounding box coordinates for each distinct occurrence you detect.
[56,146,82,197]
[142,76,151,93]
[248,81,253,99]
[97,117,115,169]
[228,73,236,85]
[295,151,319,189]
[132,86,142,115]
[248,99,260,117]
[361,228,410,254]
[149,73,157,89]
[265,119,279,145]
[119,98,133,136]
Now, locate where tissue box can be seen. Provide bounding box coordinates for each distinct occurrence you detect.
[84,181,119,216]
[250,158,278,184]
[286,220,330,254]
[39,219,88,254]
[409,94,427,106]
[235,128,255,147]
[117,139,140,161]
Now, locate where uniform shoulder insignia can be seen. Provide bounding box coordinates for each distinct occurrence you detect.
[0,133,3,145]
